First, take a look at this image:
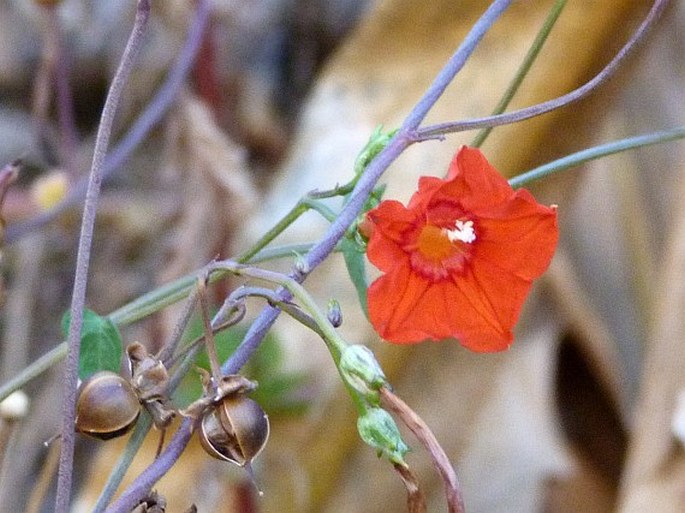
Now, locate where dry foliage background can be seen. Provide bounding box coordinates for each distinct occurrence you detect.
[0,1,684,512]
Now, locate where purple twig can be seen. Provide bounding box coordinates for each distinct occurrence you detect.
[4,0,210,244]
[105,418,195,513]
[54,2,151,512]
[415,0,671,139]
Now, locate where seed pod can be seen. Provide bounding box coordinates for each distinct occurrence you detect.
[199,395,269,466]
[75,371,140,440]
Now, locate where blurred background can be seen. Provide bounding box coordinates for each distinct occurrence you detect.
[0,0,683,512]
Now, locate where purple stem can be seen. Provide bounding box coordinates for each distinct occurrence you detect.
[103,3,514,511]
[416,0,671,139]
[4,0,210,244]
[54,2,151,512]
[105,418,195,513]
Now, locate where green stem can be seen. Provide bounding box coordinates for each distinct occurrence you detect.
[108,242,327,327]
[0,343,67,402]
[510,125,685,188]
[471,0,567,148]
[236,189,349,263]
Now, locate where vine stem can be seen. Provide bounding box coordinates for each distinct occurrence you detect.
[471,0,568,148]
[54,2,151,512]
[415,0,671,139]
[380,387,464,513]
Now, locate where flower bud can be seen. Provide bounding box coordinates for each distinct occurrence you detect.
[327,299,343,327]
[340,345,386,403]
[293,255,309,276]
[357,407,408,465]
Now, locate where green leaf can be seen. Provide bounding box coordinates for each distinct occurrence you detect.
[61,309,123,380]
[341,238,369,317]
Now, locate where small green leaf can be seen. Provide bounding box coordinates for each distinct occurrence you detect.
[341,238,369,317]
[61,309,124,380]
[353,126,398,176]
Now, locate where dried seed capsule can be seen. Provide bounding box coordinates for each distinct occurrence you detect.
[75,371,140,440]
[199,395,269,467]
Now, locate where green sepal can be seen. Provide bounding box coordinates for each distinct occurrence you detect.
[341,181,386,318]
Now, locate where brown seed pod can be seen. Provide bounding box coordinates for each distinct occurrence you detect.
[75,371,140,440]
[199,394,269,466]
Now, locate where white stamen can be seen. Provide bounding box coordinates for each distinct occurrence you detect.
[445,219,476,244]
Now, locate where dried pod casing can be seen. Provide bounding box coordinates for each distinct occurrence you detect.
[127,341,169,401]
[199,395,269,466]
[75,371,140,440]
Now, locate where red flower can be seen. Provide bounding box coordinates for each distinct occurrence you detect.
[365,146,558,352]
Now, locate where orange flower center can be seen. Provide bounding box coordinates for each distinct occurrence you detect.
[416,225,454,263]
[410,219,476,281]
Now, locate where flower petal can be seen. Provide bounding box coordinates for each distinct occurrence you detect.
[438,146,514,211]
[474,190,558,280]
[447,262,531,352]
[368,264,517,351]
[366,200,416,272]
[368,265,435,344]
[407,175,447,212]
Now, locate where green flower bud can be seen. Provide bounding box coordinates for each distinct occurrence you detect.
[340,345,387,403]
[357,407,409,465]
[327,299,343,327]
[354,126,398,175]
